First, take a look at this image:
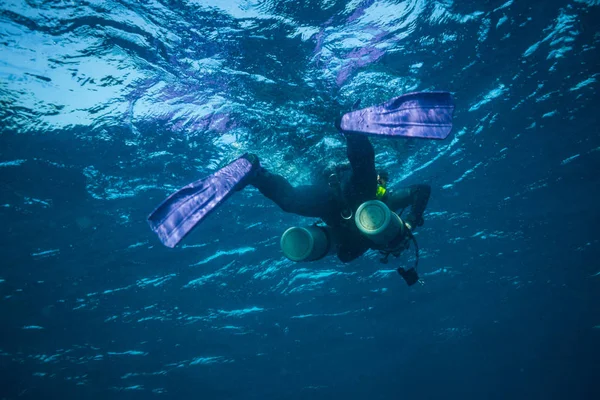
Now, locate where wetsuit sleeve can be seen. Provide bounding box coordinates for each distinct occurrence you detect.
[386,184,431,228]
[345,134,377,200]
[250,168,332,218]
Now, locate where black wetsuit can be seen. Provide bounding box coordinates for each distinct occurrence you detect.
[250,135,430,262]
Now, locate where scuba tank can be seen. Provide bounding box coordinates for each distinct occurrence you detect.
[280,225,337,262]
[355,200,421,286]
[355,200,405,246]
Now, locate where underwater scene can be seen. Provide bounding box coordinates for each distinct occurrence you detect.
[1,0,599,399]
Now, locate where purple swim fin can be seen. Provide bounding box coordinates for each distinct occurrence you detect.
[340,91,455,140]
[148,155,256,248]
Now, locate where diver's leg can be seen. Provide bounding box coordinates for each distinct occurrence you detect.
[250,168,332,218]
[345,134,377,201]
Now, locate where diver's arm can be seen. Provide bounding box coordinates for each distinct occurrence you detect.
[386,184,431,228]
[250,168,331,218]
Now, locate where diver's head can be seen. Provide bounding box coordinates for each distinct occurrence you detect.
[377,170,389,187]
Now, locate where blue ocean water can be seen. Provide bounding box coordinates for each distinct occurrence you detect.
[1,0,599,398]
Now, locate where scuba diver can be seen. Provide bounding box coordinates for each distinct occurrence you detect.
[241,134,430,259]
[148,92,455,286]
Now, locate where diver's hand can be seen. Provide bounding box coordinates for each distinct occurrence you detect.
[404,213,425,230]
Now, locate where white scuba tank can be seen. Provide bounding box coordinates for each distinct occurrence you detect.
[354,200,405,246]
[280,225,334,262]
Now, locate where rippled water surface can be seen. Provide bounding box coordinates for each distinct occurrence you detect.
[1,0,599,398]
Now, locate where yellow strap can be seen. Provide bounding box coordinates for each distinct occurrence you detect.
[376,185,387,199]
